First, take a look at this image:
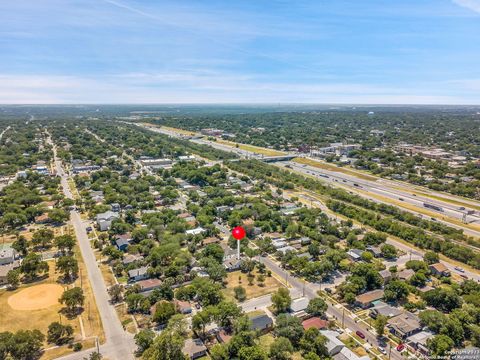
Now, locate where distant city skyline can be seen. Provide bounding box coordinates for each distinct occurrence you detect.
[1,0,480,104]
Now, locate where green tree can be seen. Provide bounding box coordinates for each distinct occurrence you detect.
[234,286,247,302]
[8,329,45,360]
[47,321,73,345]
[423,251,439,265]
[238,346,268,360]
[374,315,388,337]
[271,288,291,314]
[59,287,84,315]
[380,244,397,259]
[56,256,79,281]
[134,329,155,355]
[55,235,76,254]
[143,330,187,360]
[12,235,29,256]
[383,280,409,302]
[20,252,49,280]
[269,337,294,360]
[299,328,328,357]
[427,334,454,357]
[108,284,124,303]
[153,301,176,325]
[274,314,304,346]
[210,343,229,360]
[306,298,327,317]
[7,269,21,289]
[32,228,54,248]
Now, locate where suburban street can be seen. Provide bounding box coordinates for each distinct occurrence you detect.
[49,139,136,360]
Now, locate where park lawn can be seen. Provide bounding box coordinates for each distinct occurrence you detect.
[0,261,95,358]
[223,270,283,301]
[293,157,378,181]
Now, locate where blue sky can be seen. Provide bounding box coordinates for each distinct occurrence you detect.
[1,0,480,104]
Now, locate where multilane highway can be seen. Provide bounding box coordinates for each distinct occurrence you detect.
[137,123,480,239]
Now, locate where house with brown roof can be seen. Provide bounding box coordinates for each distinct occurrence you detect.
[355,289,384,309]
[302,317,329,330]
[429,263,450,277]
[174,299,192,314]
[137,278,162,292]
[35,212,51,224]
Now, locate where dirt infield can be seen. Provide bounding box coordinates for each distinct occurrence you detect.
[7,284,64,311]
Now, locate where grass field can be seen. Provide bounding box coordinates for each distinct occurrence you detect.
[114,303,137,334]
[215,138,286,156]
[293,157,378,181]
[223,269,284,301]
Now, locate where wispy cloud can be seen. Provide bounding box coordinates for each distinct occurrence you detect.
[0,73,475,105]
[452,0,480,14]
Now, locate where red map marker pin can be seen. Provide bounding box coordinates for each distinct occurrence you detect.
[232,226,246,240]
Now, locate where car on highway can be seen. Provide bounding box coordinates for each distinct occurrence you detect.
[379,347,387,355]
[396,344,405,352]
[399,198,404,201]
[356,331,365,339]
[459,206,465,210]
[455,266,465,273]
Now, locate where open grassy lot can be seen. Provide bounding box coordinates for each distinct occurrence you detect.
[293,157,378,181]
[114,303,137,334]
[158,125,196,136]
[223,269,284,301]
[215,138,286,156]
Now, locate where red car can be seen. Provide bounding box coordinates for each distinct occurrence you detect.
[356,331,365,339]
[396,344,405,352]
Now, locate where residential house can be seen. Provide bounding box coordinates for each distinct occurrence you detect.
[220,243,237,261]
[406,331,434,356]
[0,247,17,265]
[216,329,233,344]
[128,266,149,282]
[347,249,363,262]
[34,212,51,224]
[223,258,241,271]
[110,203,121,212]
[388,312,422,339]
[0,261,21,285]
[370,301,403,319]
[174,300,192,314]
[183,338,207,360]
[398,268,415,281]
[185,227,206,236]
[115,233,132,251]
[366,246,382,258]
[249,314,273,332]
[290,297,309,318]
[320,330,345,356]
[201,237,220,246]
[429,263,451,277]
[379,269,392,283]
[355,289,384,309]
[96,211,119,231]
[122,253,144,266]
[302,317,329,331]
[137,279,162,292]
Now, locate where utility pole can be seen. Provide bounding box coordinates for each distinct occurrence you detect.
[342,308,345,328]
[302,280,305,297]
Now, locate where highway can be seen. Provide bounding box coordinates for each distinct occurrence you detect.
[279,160,480,237]
[136,123,480,240]
[49,138,136,360]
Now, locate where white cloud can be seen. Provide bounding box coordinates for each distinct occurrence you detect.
[0,73,477,105]
[452,0,480,14]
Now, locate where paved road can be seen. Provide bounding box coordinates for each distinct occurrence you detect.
[255,255,405,360]
[137,123,480,238]
[280,161,480,237]
[49,139,135,360]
